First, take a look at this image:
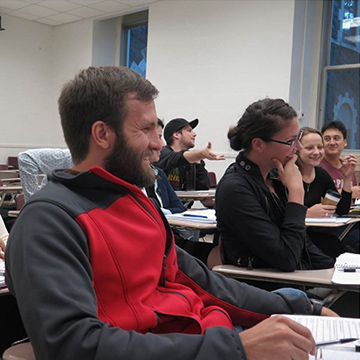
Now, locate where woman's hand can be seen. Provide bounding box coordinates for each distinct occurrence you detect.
[306,203,336,218]
[272,155,304,204]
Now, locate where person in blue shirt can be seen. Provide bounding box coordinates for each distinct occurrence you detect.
[145,119,186,215]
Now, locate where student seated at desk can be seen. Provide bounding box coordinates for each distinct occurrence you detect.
[145,119,215,263]
[297,126,359,256]
[145,119,187,215]
[18,148,73,202]
[216,98,335,272]
[6,67,338,360]
[319,120,359,200]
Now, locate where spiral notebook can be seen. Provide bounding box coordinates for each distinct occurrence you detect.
[332,252,360,285]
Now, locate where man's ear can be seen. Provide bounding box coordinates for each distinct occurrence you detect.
[252,137,265,153]
[91,121,114,150]
[344,139,348,147]
[172,131,181,141]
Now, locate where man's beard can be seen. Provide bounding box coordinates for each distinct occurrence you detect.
[104,133,156,188]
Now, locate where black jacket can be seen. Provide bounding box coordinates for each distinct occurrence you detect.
[153,146,210,190]
[216,152,335,271]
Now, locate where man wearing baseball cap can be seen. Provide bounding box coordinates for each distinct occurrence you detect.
[153,117,225,192]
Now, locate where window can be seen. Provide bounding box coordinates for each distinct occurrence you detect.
[320,0,360,149]
[121,11,148,78]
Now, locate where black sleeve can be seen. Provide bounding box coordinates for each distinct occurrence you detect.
[153,147,189,171]
[175,246,312,319]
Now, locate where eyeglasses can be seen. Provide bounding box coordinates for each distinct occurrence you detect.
[264,130,303,147]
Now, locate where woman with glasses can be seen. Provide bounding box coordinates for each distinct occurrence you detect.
[297,126,358,256]
[216,99,334,275]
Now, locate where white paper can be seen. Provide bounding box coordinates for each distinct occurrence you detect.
[305,217,352,224]
[166,209,216,223]
[332,252,360,285]
[278,315,360,359]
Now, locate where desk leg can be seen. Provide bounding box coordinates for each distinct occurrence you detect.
[338,222,356,241]
[322,289,346,307]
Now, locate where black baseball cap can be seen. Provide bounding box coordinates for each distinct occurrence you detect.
[164,118,199,143]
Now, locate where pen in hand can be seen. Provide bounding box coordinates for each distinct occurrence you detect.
[183,214,208,219]
[316,337,358,347]
[315,338,359,360]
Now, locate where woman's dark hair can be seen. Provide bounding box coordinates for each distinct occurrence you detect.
[228,98,298,152]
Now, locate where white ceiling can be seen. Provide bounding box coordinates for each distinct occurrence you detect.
[0,0,159,26]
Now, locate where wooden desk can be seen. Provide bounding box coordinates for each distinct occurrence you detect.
[1,178,21,184]
[8,210,20,218]
[306,216,360,243]
[175,190,215,201]
[305,217,360,227]
[0,170,19,179]
[212,265,360,295]
[167,217,217,230]
[0,186,23,207]
[166,209,217,230]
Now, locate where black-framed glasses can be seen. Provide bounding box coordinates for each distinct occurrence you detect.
[264,130,303,147]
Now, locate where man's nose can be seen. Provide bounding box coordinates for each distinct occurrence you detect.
[150,130,163,151]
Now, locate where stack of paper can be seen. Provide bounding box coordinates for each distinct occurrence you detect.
[332,252,360,285]
[278,315,360,358]
[305,217,352,224]
[166,209,216,223]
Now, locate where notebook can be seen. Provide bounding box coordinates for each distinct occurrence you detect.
[332,252,360,285]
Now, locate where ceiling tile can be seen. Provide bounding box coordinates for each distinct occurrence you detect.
[68,0,106,5]
[45,12,82,23]
[38,1,82,12]
[23,0,43,3]
[67,7,105,18]
[89,1,130,13]
[0,6,12,13]
[0,1,29,10]
[5,10,38,20]
[117,0,157,5]
[35,17,61,25]
[16,4,59,17]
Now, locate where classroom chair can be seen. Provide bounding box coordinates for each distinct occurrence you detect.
[2,342,35,360]
[201,172,217,208]
[7,157,18,170]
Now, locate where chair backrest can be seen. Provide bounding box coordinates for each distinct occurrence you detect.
[2,342,35,360]
[208,172,217,188]
[8,156,19,170]
[15,193,25,210]
[207,245,223,269]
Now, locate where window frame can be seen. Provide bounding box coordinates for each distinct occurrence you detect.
[318,0,360,152]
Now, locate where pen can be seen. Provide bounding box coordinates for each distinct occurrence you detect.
[316,338,358,347]
[343,268,359,272]
[183,214,208,219]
